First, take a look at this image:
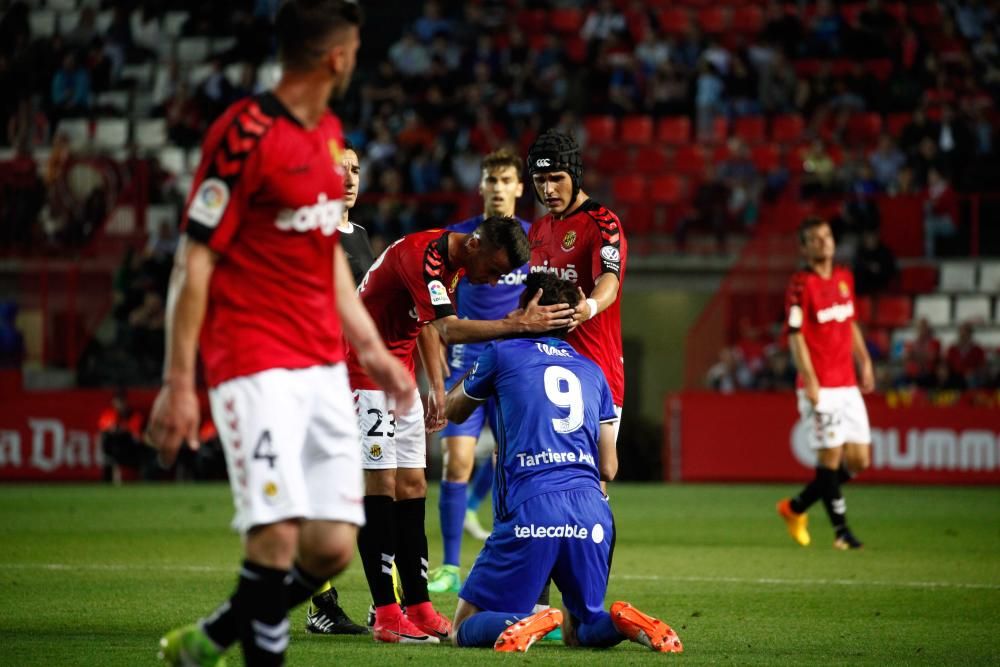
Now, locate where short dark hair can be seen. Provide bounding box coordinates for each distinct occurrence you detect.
[343,138,355,153]
[275,0,363,71]
[481,148,522,180]
[474,215,530,268]
[798,216,828,244]
[521,272,581,339]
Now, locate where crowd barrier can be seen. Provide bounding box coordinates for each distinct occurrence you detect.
[665,391,1000,484]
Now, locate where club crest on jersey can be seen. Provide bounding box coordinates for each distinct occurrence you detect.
[449,273,461,292]
[262,481,280,506]
[561,231,577,251]
[187,178,229,228]
[838,280,850,297]
[428,279,450,306]
[369,444,383,461]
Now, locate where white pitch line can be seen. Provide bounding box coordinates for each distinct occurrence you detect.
[613,573,1000,591]
[0,563,997,591]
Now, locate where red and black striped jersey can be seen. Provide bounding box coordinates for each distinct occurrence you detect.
[181,93,347,387]
[528,198,627,405]
[347,230,463,390]
[784,265,858,388]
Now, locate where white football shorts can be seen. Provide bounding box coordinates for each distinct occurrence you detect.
[354,387,426,470]
[209,364,365,534]
[796,386,871,450]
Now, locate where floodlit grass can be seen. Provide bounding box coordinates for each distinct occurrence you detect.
[1,483,998,665]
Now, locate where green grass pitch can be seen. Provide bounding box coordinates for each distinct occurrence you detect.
[1,482,998,665]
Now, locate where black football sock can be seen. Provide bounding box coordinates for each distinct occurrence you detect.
[394,497,431,606]
[286,562,326,610]
[535,579,552,608]
[202,561,326,649]
[789,467,825,514]
[358,495,397,607]
[817,466,848,534]
[237,560,289,667]
[837,463,854,486]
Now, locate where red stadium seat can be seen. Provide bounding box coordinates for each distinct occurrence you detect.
[910,3,943,26]
[612,174,647,204]
[840,3,864,26]
[620,115,654,145]
[592,146,621,174]
[650,174,684,205]
[886,112,911,138]
[516,9,546,34]
[584,115,616,145]
[786,143,809,174]
[847,112,883,145]
[770,114,805,143]
[704,116,728,144]
[733,116,766,144]
[750,144,780,172]
[732,6,763,33]
[873,295,913,328]
[565,36,587,64]
[697,7,728,33]
[673,144,706,176]
[658,8,691,34]
[550,7,584,34]
[898,265,939,295]
[634,146,670,174]
[866,59,894,82]
[621,203,654,235]
[855,296,873,324]
[656,116,691,144]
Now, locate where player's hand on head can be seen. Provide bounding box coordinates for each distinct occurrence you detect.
[519,288,575,332]
[567,287,589,333]
[146,384,200,467]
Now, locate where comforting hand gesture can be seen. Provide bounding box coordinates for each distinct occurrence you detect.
[425,387,448,433]
[509,289,575,333]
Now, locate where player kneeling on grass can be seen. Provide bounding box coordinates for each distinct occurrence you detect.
[443,273,683,654]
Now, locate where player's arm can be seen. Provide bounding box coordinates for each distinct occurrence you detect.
[444,368,479,424]
[851,321,875,393]
[417,324,447,432]
[431,289,573,345]
[147,237,215,465]
[572,273,620,327]
[788,333,820,405]
[334,245,415,413]
[597,422,618,482]
[445,344,497,423]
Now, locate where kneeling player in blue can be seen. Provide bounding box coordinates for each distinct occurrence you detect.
[443,273,683,653]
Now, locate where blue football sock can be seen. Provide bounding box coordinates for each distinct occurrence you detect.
[439,481,466,567]
[467,458,494,511]
[576,611,624,648]
[456,612,524,647]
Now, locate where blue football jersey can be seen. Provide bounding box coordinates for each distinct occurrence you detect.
[445,216,531,380]
[463,338,618,519]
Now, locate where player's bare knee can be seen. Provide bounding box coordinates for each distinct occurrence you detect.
[444,456,473,483]
[846,444,870,474]
[364,469,396,498]
[395,471,427,499]
[245,520,299,569]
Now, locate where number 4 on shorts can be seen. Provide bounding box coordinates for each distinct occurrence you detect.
[254,430,277,468]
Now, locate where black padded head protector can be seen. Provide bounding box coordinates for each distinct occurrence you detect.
[526,130,583,206]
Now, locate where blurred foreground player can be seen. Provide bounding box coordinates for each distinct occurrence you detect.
[428,148,530,595]
[444,273,682,654]
[778,217,874,550]
[149,3,415,665]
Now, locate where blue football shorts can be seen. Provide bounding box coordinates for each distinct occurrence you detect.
[459,486,614,624]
